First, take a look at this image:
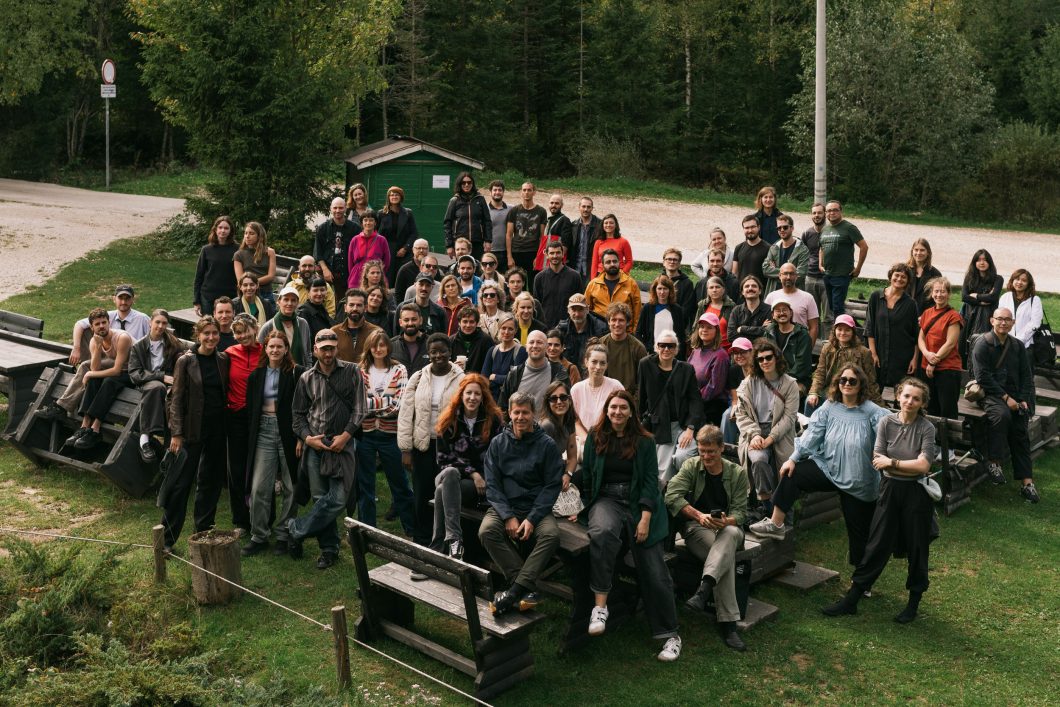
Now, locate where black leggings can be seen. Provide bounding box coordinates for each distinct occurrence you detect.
[851,478,933,594]
[772,459,877,567]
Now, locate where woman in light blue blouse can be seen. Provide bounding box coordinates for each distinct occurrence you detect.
[748,364,889,569]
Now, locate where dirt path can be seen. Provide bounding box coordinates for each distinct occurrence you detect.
[0,179,1056,299]
[0,179,184,299]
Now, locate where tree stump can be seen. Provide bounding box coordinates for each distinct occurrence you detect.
[187,529,242,605]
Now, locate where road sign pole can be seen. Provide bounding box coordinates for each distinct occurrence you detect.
[105,97,110,189]
[101,59,116,190]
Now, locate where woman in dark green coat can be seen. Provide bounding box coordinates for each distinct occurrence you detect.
[580,389,682,662]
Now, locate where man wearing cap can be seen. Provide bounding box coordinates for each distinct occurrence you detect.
[332,289,381,364]
[765,262,819,342]
[400,273,446,335]
[534,241,583,329]
[761,215,809,295]
[289,255,337,318]
[599,303,648,399]
[403,255,443,302]
[499,330,570,415]
[764,298,813,394]
[288,329,368,569]
[394,238,432,299]
[69,284,151,366]
[314,196,361,302]
[391,303,431,375]
[556,294,607,376]
[584,249,642,331]
[259,286,312,366]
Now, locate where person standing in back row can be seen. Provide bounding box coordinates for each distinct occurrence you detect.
[732,214,770,287]
[506,182,548,289]
[314,197,362,303]
[488,181,511,268]
[819,201,869,319]
[444,172,491,260]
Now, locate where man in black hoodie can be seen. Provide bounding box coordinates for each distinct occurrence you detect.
[661,247,697,322]
[479,393,563,615]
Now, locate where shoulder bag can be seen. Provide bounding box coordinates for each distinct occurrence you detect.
[963,334,1008,402]
[1031,308,1056,368]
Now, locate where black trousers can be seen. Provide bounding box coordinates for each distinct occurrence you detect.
[410,442,438,546]
[772,459,877,567]
[851,478,933,594]
[921,369,961,419]
[225,407,250,530]
[702,398,728,427]
[160,414,228,547]
[511,250,537,290]
[78,372,132,419]
[980,396,1033,479]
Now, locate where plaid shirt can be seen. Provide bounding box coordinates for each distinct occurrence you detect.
[292,360,367,440]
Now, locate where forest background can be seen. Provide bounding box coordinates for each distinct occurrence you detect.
[2,0,1060,242]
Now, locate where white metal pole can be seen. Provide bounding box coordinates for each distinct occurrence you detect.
[105,97,111,189]
[813,0,826,204]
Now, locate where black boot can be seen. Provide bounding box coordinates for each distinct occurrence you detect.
[821,585,863,617]
[718,622,747,652]
[685,575,717,612]
[894,591,922,624]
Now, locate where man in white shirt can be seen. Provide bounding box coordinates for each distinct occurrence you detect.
[69,284,150,365]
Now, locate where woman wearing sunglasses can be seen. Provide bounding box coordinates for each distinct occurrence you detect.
[734,339,799,518]
[540,380,579,490]
[749,364,889,573]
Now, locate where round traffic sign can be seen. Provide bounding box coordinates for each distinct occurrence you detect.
[101,59,116,84]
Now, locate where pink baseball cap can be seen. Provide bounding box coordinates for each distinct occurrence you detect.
[698,312,721,327]
[730,337,753,351]
[833,314,857,329]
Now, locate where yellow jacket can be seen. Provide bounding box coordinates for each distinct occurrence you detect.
[583,272,642,329]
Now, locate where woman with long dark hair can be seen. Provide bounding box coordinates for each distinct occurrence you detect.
[443,171,491,260]
[541,379,579,485]
[432,373,504,558]
[635,274,687,355]
[960,249,1003,359]
[193,215,238,315]
[360,259,396,313]
[364,285,393,335]
[581,390,682,662]
[906,238,941,312]
[999,269,1044,351]
[590,214,633,278]
[439,274,473,337]
[241,330,304,556]
[865,263,919,388]
[378,185,420,282]
[822,377,937,623]
[234,221,278,307]
[128,309,186,462]
[161,317,230,553]
[917,277,963,419]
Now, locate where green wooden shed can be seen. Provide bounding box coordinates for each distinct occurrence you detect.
[344,137,486,251]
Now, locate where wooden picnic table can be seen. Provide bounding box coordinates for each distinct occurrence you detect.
[0,330,70,436]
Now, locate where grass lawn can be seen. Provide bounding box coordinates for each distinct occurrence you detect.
[1,239,1059,704]
[51,164,221,200]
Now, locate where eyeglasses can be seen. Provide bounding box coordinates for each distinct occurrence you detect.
[663,257,680,263]
[481,292,497,299]
[777,225,792,231]
[825,208,840,213]
[657,342,677,350]
[838,376,859,386]
[423,264,437,270]
[993,316,1013,323]
[756,354,775,363]
[548,394,570,403]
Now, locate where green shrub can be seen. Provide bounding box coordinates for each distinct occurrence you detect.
[569,133,647,180]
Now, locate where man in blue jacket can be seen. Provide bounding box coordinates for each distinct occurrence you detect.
[479,392,564,614]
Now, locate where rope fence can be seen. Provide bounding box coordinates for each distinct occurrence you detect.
[0,525,492,707]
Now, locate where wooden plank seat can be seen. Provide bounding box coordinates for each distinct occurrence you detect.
[0,310,45,338]
[11,366,156,497]
[0,330,71,436]
[345,518,543,701]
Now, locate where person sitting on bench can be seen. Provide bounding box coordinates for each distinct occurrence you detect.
[68,284,150,366]
[58,307,134,450]
[665,424,750,652]
[478,392,563,615]
[128,308,186,462]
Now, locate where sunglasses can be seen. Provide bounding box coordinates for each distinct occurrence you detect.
[482,260,497,267]
[777,225,792,231]
[838,376,860,386]
[756,354,775,363]
[657,342,677,350]
[482,292,497,298]
[548,394,570,403]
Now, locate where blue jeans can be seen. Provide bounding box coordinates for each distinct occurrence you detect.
[720,406,739,446]
[354,430,415,533]
[288,447,347,555]
[823,274,852,317]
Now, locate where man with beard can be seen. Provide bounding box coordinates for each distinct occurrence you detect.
[660,248,697,321]
[534,241,583,329]
[693,249,740,306]
[314,196,361,302]
[332,289,382,364]
[488,181,511,270]
[455,255,482,304]
[765,263,819,343]
[819,200,869,319]
[732,214,770,286]
[533,194,573,271]
[393,238,431,299]
[400,273,446,335]
[499,330,570,415]
[584,249,642,330]
[402,255,442,302]
[762,215,809,295]
[69,284,151,365]
[598,303,648,399]
[763,298,813,395]
[505,182,547,289]
[298,279,336,340]
[289,255,336,318]
[556,294,607,376]
[570,197,602,282]
[390,304,431,375]
[801,203,830,325]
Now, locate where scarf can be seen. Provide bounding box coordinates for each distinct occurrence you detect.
[240,295,267,324]
[273,310,303,365]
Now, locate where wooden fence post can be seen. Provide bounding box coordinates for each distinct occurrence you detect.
[332,605,352,689]
[152,524,166,584]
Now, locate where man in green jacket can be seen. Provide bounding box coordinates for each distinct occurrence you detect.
[764,298,813,395]
[665,425,750,652]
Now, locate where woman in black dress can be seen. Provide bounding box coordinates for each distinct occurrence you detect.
[865,263,919,388]
[378,186,420,283]
[959,249,1003,360]
[193,216,238,316]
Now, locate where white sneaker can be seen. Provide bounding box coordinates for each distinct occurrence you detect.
[657,636,682,662]
[588,606,609,636]
[748,517,785,540]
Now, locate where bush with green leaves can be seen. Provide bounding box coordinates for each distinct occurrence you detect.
[569,133,647,181]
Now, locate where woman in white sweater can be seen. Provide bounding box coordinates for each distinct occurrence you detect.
[998,268,1043,349]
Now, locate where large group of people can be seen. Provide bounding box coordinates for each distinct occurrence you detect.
[41,179,1048,664]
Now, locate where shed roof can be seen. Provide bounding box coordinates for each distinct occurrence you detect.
[343,136,485,170]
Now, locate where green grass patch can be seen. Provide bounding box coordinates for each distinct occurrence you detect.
[51,164,220,200]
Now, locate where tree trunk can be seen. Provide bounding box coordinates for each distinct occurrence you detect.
[187,529,243,605]
[381,45,389,138]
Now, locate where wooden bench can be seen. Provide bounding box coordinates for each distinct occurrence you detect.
[0,310,45,338]
[345,518,544,701]
[0,330,70,436]
[12,366,155,497]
